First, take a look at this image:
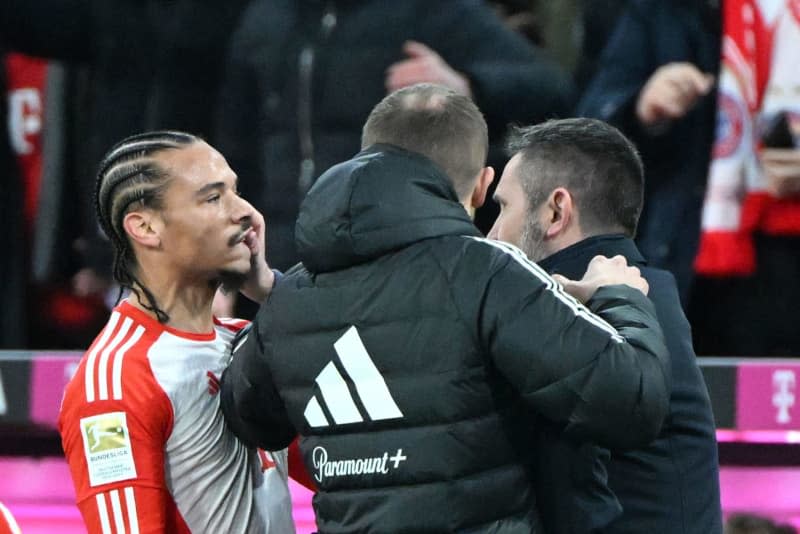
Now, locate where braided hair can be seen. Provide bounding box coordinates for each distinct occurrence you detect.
[95,131,198,323]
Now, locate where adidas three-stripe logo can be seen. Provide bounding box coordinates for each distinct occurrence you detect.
[305,326,403,427]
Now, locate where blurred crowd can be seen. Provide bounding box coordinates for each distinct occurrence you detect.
[1,0,798,357]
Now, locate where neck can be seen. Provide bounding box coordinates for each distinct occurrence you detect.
[129,268,217,333]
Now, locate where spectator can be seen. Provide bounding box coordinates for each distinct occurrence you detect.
[577,0,721,304]
[691,0,800,356]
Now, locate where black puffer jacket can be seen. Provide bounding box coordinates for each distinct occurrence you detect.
[221,146,671,533]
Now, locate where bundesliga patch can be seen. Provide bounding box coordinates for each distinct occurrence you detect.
[79,412,137,487]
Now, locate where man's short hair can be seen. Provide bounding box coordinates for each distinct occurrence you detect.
[507,118,644,237]
[362,83,488,199]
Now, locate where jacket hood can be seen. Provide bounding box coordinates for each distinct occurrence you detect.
[296,144,481,273]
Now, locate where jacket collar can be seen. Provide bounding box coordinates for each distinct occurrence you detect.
[537,234,646,280]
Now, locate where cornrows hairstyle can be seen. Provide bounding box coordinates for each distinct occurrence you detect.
[95,130,198,323]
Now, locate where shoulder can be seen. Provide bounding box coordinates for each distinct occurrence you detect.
[59,311,173,440]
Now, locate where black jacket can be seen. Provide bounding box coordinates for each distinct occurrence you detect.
[214,0,573,269]
[534,235,722,534]
[576,0,721,303]
[221,146,670,533]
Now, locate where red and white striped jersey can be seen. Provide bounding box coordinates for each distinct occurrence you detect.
[58,300,295,533]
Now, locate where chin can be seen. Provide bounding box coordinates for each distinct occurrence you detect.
[217,269,248,294]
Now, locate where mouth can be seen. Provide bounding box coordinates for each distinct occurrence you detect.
[228,225,252,248]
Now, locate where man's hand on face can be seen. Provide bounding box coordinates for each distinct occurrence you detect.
[385,41,473,98]
[553,255,649,304]
[239,210,275,303]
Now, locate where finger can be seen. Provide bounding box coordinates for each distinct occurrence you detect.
[386,70,437,92]
[652,97,689,120]
[403,40,436,59]
[759,148,800,163]
[551,273,572,286]
[639,278,650,296]
[610,255,628,266]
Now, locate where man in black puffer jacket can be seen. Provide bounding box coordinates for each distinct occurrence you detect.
[221,84,671,533]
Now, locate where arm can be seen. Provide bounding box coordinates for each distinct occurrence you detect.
[220,324,297,451]
[58,383,188,532]
[452,240,670,449]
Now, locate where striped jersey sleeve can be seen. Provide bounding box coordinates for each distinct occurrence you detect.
[58,310,189,534]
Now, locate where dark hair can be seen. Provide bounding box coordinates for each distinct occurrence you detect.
[362,83,488,200]
[95,130,198,322]
[506,118,644,237]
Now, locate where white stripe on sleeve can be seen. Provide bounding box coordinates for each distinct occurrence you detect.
[98,318,133,401]
[470,237,624,343]
[95,493,113,534]
[109,489,126,534]
[86,312,121,402]
[112,326,146,400]
[124,487,140,534]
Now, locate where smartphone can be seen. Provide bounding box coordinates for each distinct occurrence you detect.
[761,112,795,148]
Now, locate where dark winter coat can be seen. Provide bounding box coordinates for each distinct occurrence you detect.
[221,146,671,533]
[534,235,722,534]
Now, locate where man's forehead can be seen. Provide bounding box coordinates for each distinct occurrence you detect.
[157,142,233,187]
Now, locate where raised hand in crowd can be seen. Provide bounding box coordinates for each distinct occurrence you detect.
[636,62,714,127]
[385,40,472,98]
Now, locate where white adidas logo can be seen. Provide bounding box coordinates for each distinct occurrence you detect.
[305,326,404,427]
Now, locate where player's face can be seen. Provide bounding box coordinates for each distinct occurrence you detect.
[155,141,256,281]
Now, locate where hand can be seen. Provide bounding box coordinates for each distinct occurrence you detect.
[636,62,714,127]
[386,41,472,97]
[553,255,649,304]
[239,209,275,303]
[760,148,800,197]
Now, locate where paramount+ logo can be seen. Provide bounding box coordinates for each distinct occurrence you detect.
[312,446,407,484]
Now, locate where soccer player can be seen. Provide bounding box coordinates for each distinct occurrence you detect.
[58,131,295,533]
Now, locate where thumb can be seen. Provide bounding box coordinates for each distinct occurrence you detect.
[403,40,436,58]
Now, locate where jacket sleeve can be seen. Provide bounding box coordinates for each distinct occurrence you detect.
[451,239,670,450]
[421,0,574,136]
[220,323,298,451]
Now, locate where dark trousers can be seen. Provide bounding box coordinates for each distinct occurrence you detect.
[689,234,800,357]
